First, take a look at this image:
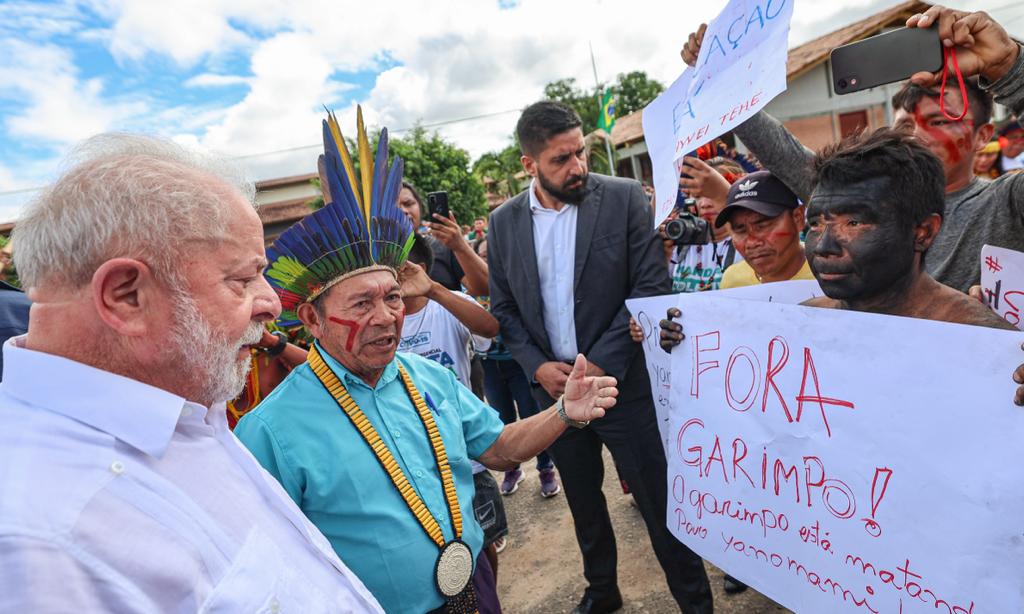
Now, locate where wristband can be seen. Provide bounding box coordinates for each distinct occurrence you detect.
[266,331,289,357]
[556,395,589,429]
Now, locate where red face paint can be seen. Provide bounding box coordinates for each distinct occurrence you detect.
[328,317,361,352]
[912,99,974,167]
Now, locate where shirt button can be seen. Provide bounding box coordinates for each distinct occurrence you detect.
[416,470,425,478]
[110,461,126,475]
[269,597,281,613]
[394,430,402,439]
[181,406,192,418]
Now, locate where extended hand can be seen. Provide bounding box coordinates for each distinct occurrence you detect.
[398,262,435,299]
[659,307,684,353]
[426,211,469,251]
[907,7,1020,84]
[563,354,618,423]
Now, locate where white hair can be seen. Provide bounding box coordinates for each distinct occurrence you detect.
[13,133,257,290]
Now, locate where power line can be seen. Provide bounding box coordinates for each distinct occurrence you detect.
[230,107,523,160]
[0,106,525,196]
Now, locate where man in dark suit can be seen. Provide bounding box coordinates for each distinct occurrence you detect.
[488,101,712,614]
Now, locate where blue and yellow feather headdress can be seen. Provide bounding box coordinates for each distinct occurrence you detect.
[265,107,415,326]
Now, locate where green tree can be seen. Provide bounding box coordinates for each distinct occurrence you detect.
[614,70,665,116]
[472,141,523,200]
[308,128,487,225]
[390,127,487,225]
[542,71,664,135]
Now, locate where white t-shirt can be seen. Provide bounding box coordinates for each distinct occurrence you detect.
[399,291,491,389]
[670,237,743,293]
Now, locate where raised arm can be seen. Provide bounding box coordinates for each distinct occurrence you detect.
[681,24,815,200]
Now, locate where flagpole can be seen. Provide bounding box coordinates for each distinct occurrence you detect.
[589,41,616,177]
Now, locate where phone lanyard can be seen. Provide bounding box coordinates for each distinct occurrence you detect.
[940,46,969,122]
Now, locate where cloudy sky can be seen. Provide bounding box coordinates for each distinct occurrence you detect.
[0,0,1021,221]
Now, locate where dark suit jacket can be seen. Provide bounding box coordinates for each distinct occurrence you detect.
[487,174,670,406]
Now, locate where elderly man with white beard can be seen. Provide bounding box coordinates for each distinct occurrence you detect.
[0,134,383,613]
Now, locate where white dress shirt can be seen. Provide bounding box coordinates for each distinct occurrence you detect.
[0,337,383,613]
[529,179,579,361]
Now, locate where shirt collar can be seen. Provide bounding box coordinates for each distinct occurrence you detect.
[528,179,575,215]
[1,336,189,458]
[313,340,400,391]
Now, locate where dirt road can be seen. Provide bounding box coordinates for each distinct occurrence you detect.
[492,451,791,614]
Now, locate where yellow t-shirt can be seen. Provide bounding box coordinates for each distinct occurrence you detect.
[719,258,815,289]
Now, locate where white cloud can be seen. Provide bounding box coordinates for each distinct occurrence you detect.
[184,73,251,88]
[4,0,1024,230]
[0,39,146,145]
[0,1,81,39]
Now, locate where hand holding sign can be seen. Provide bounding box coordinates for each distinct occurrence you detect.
[681,23,708,66]
[643,0,794,227]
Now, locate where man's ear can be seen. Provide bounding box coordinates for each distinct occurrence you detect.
[791,205,807,229]
[974,123,996,152]
[297,302,323,339]
[520,154,537,178]
[91,258,162,337]
[913,213,943,253]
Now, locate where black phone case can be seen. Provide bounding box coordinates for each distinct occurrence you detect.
[427,192,450,220]
[830,27,942,95]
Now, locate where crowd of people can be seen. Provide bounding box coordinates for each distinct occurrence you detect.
[1,5,1023,614]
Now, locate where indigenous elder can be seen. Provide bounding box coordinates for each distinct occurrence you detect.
[0,134,382,612]
[236,110,620,614]
[660,130,1024,400]
[487,101,713,614]
[681,5,1024,292]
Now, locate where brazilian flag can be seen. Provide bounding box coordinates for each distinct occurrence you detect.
[597,88,616,134]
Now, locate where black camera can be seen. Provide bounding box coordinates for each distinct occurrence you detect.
[664,209,711,247]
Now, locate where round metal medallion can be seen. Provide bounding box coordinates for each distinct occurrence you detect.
[434,540,474,597]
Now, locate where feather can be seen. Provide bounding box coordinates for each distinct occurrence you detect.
[370,128,389,224]
[264,109,415,328]
[356,107,373,231]
[326,110,362,211]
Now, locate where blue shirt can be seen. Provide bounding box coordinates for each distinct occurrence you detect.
[235,344,504,613]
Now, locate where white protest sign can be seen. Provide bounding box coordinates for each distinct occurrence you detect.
[666,293,1024,613]
[643,0,794,226]
[715,278,821,303]
[980,244,1024,330]
[628,294,679,451]
[627,280,821,452]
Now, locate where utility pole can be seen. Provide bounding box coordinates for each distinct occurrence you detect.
[589,41,616,176]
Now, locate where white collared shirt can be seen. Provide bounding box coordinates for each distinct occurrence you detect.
[529,179,579,361]
[0,337,382,613]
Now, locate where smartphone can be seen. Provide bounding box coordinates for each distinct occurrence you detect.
[830,26,942,95]
[426,191,450,220]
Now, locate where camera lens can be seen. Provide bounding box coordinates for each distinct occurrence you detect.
[838,78,848,89]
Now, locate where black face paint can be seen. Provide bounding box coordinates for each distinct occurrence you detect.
[805,178,916,302]
[537,167,589,205]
